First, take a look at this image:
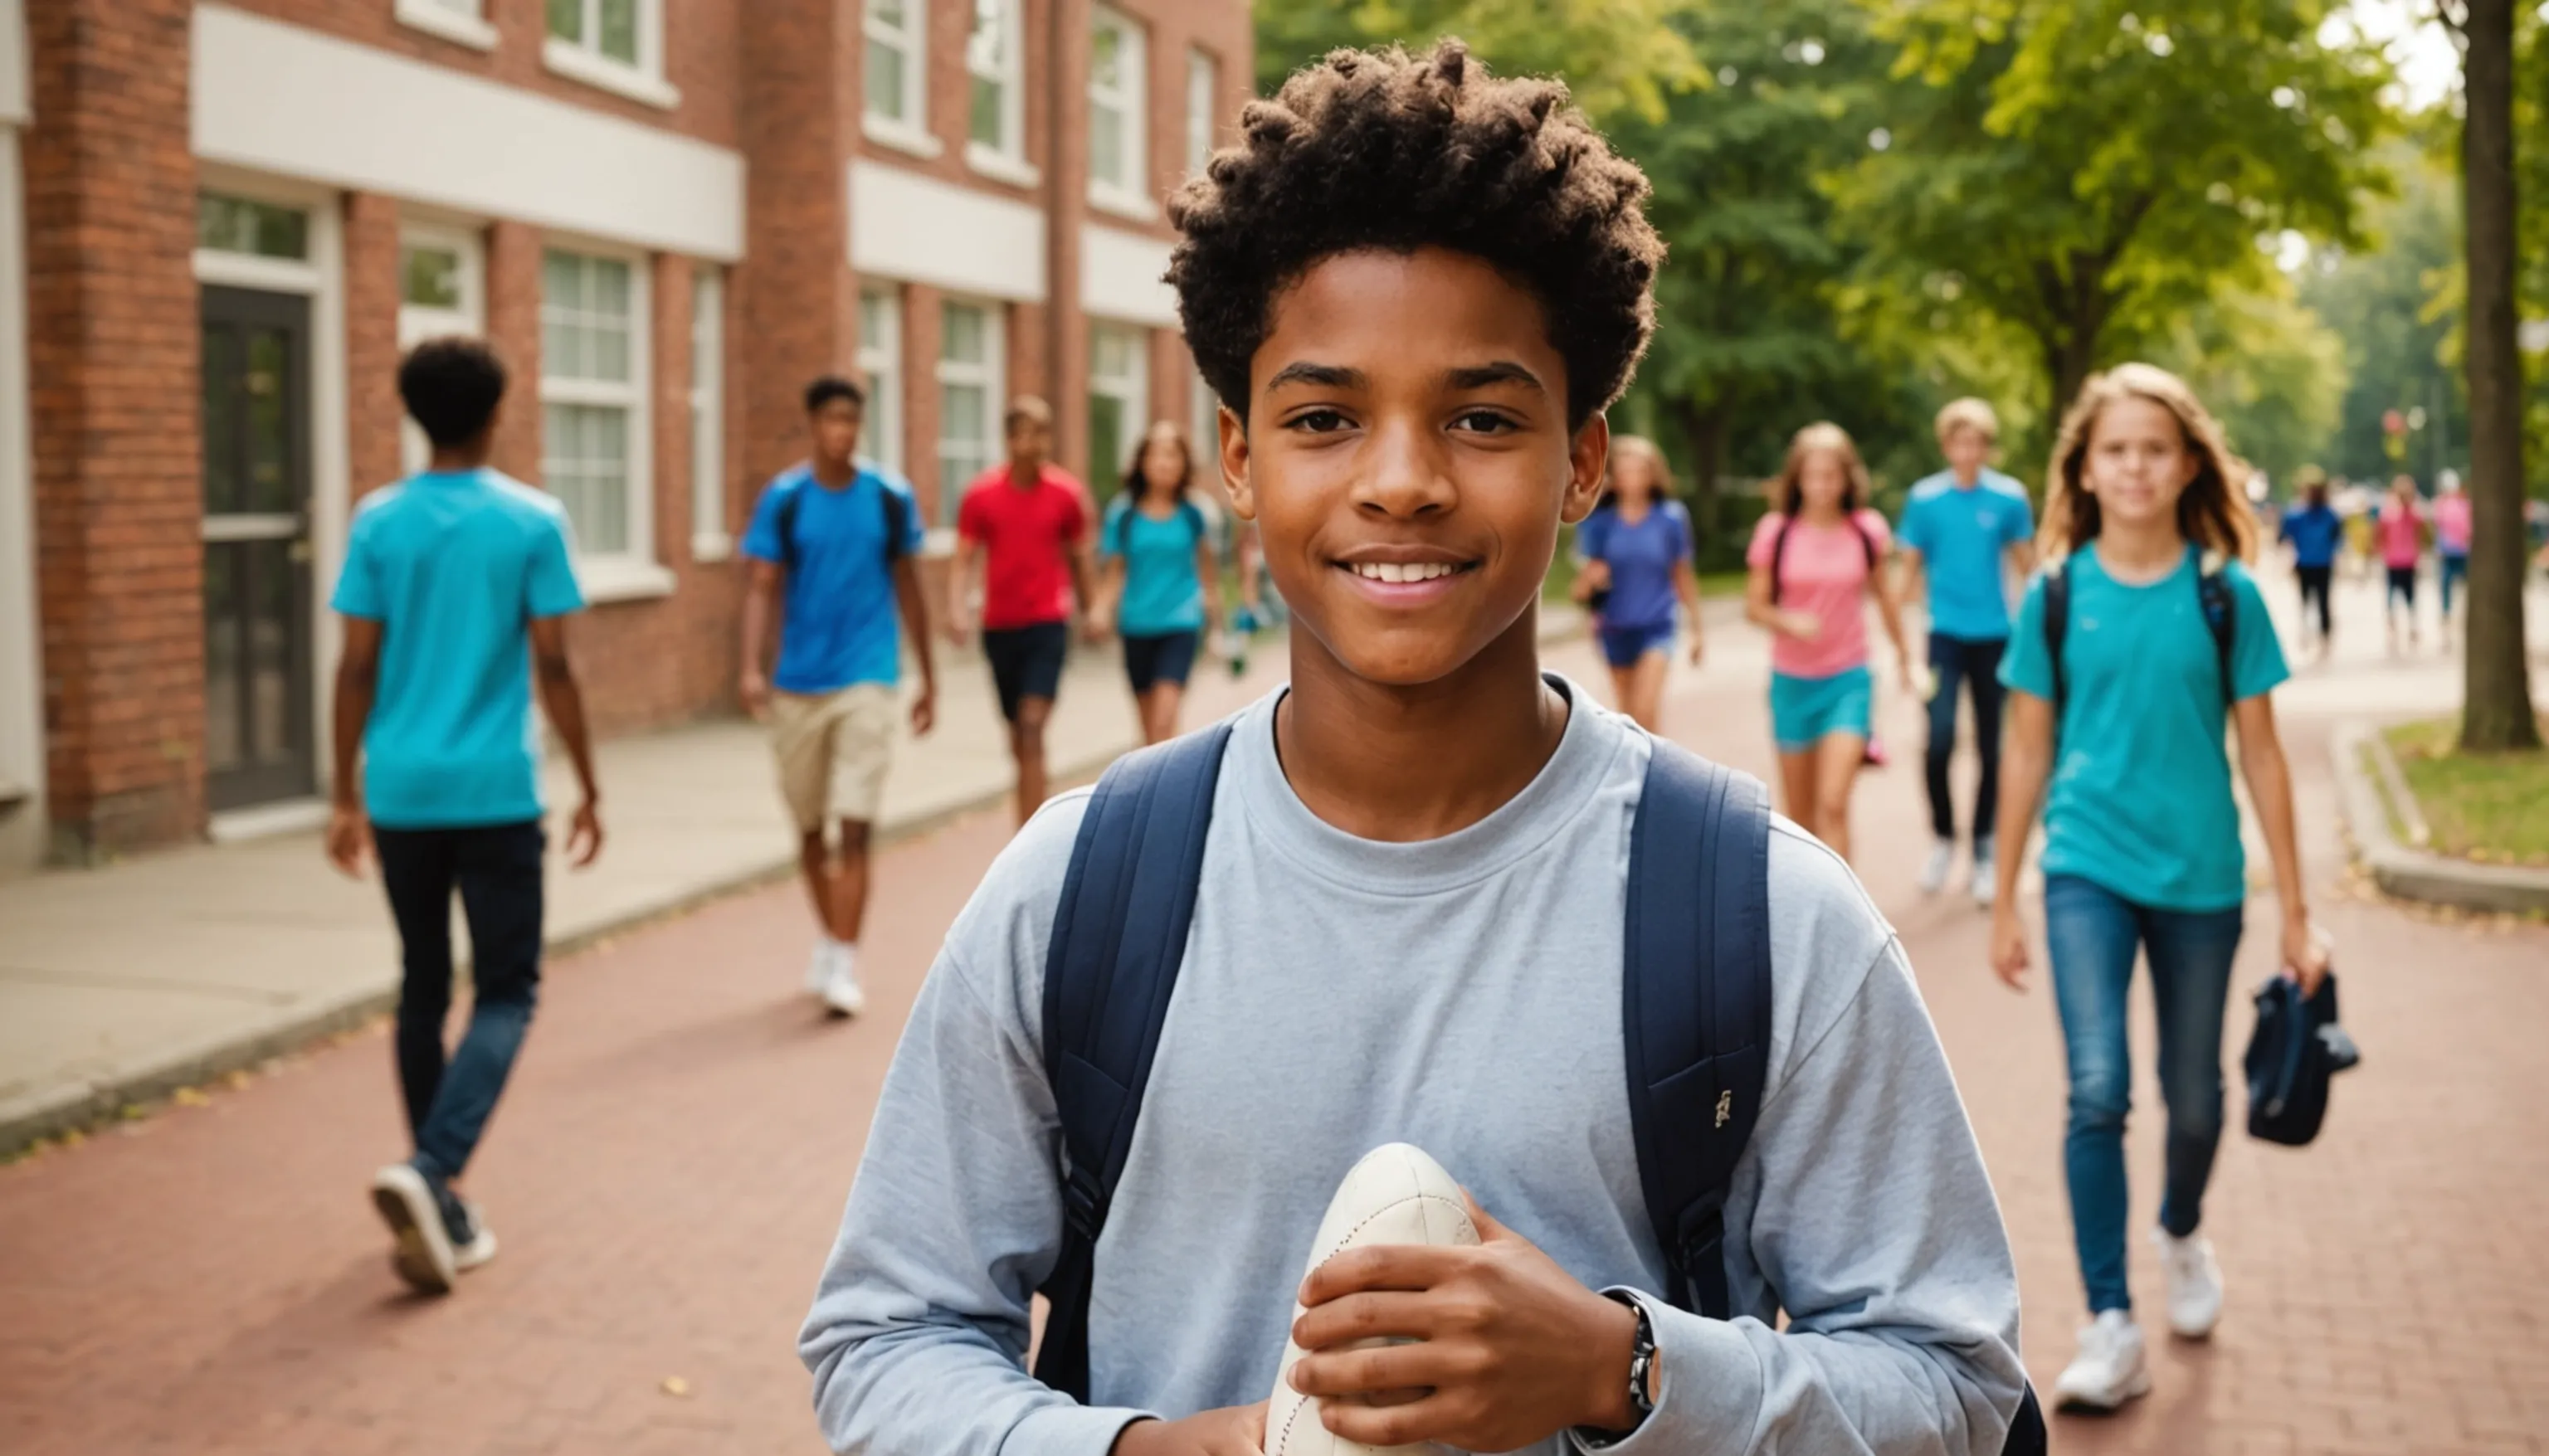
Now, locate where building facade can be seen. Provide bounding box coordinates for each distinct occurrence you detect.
[0,0,1251,869]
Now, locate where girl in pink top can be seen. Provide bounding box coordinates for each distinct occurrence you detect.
[1744,422,1913,864]
[2433,477,2473,633]
[2377,475,2426,651]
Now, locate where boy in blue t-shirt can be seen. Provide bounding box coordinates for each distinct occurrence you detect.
[739,376,935,1018]
[1896,397,2035,906]
[328,338,601,1297]
[2275,468,2342,658]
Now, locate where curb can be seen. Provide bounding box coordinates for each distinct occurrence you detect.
[2332,720,2549,916]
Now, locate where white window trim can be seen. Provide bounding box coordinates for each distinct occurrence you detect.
[1186,47,1217,177]
[539,242,659,594]
[862,0,930,139]
[543,0,680,111]
[857,283,905,480]
[690,266,729,561]
[395,0,499,51]
[966,0,1029,171]
[936,297,1006,526]
[396,221,487,476]
[865,114,946,160]
[1087,8,1151,218]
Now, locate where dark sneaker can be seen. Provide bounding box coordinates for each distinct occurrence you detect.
[371,1162,456,1293]
[436,1182,500,1274]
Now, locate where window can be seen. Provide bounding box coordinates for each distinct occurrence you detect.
[1088,10,1148,211]
[397,224,486,475]
[540,248,652,567]
[937,300,1004,526]
[198,193,309,261]
[691,268,728,557]
[1187,49,1217,176]
[858,285,904,479]
[545,0,675,106]
[966,0,1029,176]
[397,0,497,50]
[864,0,928,139]
[1088,324,1148,500]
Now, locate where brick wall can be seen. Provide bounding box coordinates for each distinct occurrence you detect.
[343,192,405,499]
[26,0,206,859]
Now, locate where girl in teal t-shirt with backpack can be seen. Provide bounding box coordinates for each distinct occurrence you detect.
[1095,421,1223,745]
[1989,363,2329,1417]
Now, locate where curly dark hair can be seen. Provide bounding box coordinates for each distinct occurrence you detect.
[1167,38,1663,430]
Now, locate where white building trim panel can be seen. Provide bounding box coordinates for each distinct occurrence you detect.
[849,159,1046,304]
[192,4,744,261]
[0,0,27,126]
[1080,222,1178,329]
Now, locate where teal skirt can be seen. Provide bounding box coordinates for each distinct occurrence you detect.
[1769,665,1873,752]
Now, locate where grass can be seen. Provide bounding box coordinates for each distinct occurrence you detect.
[2382,718,2549,869]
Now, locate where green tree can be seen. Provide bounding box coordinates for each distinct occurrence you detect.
[2148,286,2347,491]
[1837,0,2395,421]
[1255,0,1701,119]
[2298,138,2465,485]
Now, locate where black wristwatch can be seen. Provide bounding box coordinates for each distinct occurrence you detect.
[1571,1292,1656,1452]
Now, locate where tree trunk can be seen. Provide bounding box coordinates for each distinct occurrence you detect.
[1669,397,1731,558]
[2459,0,2542,752]
[2045,324,2100,434]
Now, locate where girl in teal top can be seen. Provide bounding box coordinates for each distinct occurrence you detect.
[1096,421,1223,744]
[1989,363,2329,1416]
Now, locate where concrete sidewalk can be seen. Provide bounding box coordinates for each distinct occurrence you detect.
[0,633,1310,1154]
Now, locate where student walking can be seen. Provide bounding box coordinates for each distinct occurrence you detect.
[326,339,602,1296]
[2277,468,2343,660]
[1570,436,1703,731]
[2378,473,2426,651]
[1898,398,2035,906]
[1095,421,1222,744]
[948,397,1099,823]
[1744,423,1913,865]
[738,376,936,1017]
[1990,362,2328,1415]
[804,41,2030,1456]
[2434,473,2473,640]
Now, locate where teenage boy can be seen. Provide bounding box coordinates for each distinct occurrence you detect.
[740,376,936,1017]
[948,397,1098,824]
[1897,398,2035,908]
[803,41,2025,1456]
[329,338,602,1295]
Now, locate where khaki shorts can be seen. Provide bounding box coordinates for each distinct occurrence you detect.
[770,684,898,831]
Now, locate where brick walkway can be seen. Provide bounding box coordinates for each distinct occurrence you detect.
[4,591,2546,1454]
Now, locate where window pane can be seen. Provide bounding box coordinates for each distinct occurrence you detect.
[204,547,241,773]
[942,303,986,365]
[1092,327,1133,382]
[866,38,907,121]
[1091,24,1122,90]
[544,314,587,380]
[872,0,908,27]
[197,194,309,261]
[1089,392,1126,493]
[402,245,463,309]
[1187,51,1215,173]
[544,252,583,311]
[599,0,639,64]
[244,329,293,514]
[971,75,1004,149]
[202,326,239,514]
[860,290,890,352]
[547,0,583,42]
[1092,108,1123,190]
[967,0,1005,71]
[544,402,632,554]
[592,257,631,314]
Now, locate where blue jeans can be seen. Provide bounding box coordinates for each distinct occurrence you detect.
[2043,874,2244,1314]
[374,821,546,1181]
[2440,552,2467,616]
[1923,634,2006,844]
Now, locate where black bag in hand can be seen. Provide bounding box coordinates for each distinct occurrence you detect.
[2244,971,2360,1147]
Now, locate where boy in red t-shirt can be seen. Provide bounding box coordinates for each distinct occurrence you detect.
[949,397,1099,821]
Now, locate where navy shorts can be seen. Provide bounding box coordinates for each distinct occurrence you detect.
[982,621,1068,723]
[1598,621,1674,669]
[1122,631,1201,694]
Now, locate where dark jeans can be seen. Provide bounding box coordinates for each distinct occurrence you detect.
[2296,563,2333,638]
[1923,633,2006,845]
[2440,552,2467,616]
[2044,875,2244,1314]
[373,821,546,1181]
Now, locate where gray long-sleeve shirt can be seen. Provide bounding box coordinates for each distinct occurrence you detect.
[801,684,2026,1455]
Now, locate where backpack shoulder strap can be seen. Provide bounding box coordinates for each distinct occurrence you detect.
[2195,562,2236,709]
[776,479,802,574]
[880,477,910,565]
[1768,516,1795,607]
[2044,556,2074,720]
[1031,721,1236,1401]
[1623,736,1773,1320]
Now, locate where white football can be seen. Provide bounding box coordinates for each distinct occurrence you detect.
[1264,1143,1480,1456]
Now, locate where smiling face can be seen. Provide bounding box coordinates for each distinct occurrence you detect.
[1942,423,1991,479]
[1137,427,1189,499]
[2081,394,2200,533]
[1221,247,1606,688]
[1797,448,1852,515]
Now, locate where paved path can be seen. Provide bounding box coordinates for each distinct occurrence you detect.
[3,573,2546,1454]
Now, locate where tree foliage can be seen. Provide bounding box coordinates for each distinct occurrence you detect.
[2298,138,2466,486]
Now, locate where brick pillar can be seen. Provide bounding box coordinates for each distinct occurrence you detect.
[740,0,857,490]
[25,0,205,856]
[484,221,543,483]
[344,192,403,500]
[904,283,945,522]
[653,254,695,567]
[1041,0,1094,481]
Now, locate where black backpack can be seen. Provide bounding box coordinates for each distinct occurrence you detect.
[775,472,911,576]
[1030,720,2047,1452]
[2043,551,2235,720]
[1767,513,1882,606]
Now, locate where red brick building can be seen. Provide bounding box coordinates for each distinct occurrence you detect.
[0,0,1251,870]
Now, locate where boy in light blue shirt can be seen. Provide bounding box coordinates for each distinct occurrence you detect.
[1896,397,2035,905]
[327,338,602,1297]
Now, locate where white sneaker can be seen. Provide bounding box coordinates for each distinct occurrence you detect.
[821,949,867,1018]
[2054,1309,2152,1412]
[370,1163,456,1295]
[1918,840,1957,894]
[1971,840,1997,908]
[805,939,838,994]
[2155,1228,2224,1339]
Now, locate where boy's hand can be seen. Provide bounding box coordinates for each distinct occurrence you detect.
[564,797,605,869]
[1109,1403,1266,1456]
[910,683,937,738]
[1288,1194,1641,1451]
[325,804,370,878]
[1989,907,2030,991]
[739,669,772,721]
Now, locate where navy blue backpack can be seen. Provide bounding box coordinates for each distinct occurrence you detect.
[1030,722,2048,1452]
